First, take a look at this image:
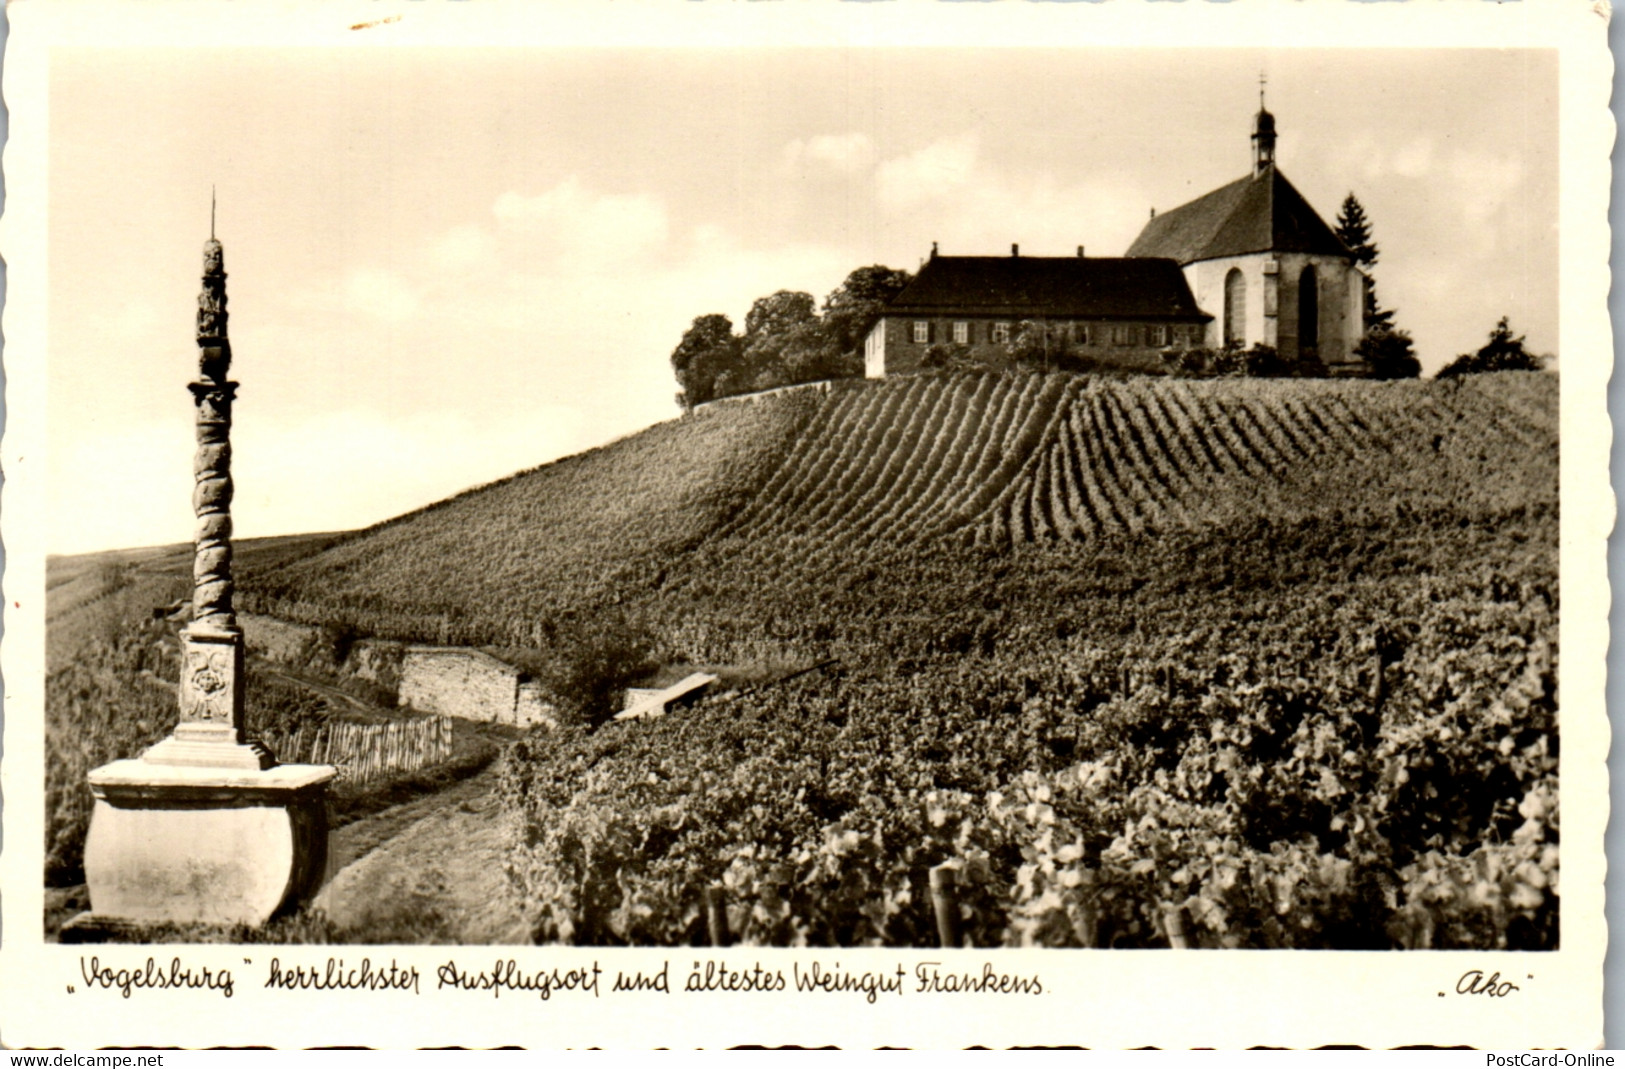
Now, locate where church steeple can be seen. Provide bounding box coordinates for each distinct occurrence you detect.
[1251,74,1277,176]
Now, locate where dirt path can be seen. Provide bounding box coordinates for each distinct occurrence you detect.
[314,764,532,944]
[261,664,381,717]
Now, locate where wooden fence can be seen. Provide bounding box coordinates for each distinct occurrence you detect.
[261,716,455,788]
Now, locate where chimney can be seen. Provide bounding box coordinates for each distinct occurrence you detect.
[930,241,938,259]
[1077,245,1085,258]
[1011,243,1019,257]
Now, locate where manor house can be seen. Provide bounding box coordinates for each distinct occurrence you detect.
[865,102,1369,378]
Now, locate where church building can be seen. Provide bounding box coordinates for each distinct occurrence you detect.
[865,99,1369,379]
[1126,98,1368,374]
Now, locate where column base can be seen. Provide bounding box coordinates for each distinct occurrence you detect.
[141,733,274,770]
[80,760,336,930]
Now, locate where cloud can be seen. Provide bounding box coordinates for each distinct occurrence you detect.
[873,132,1146,256]
[1443,150,1524,229]
[876,133,980,209]
[341,267,422,323]
[430,223,499,273]
[782,132,875,174]
[492,177,669,269]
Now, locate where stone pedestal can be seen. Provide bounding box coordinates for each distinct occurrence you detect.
[69,761,336,932]
[141,628,274,769]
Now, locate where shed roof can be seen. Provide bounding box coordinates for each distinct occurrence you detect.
[614,672,718,722]
[883,255,1209,321]
[1126,165,1353,265]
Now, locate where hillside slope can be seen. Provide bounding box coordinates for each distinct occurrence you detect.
[240,371,1556,653]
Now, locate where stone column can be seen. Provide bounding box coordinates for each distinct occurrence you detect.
[71,224,336,937]
[142,235,268,769]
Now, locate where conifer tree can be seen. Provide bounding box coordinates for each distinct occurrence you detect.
[1335,193,1395,332]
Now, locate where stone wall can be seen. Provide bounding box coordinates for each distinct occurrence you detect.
[515,682,559,730]
[692,378,837,411]
[399,647,522,724]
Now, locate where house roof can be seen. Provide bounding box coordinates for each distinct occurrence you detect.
[1125,165,1353,265]
[884,255,1209,320]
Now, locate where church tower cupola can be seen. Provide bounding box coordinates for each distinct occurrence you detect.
[1251,76,1277,175]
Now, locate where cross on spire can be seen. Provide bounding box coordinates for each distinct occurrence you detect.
[1259,71,1267,109]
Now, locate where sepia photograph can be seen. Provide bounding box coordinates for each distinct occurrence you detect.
[1,0,1609,1049]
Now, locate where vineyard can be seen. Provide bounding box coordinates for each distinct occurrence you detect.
[53,369,1559,947]
[496,512,1558,948]
[239,371,1556,657]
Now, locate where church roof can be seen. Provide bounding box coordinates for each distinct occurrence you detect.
[1125,165,1353,265]
[884,255,1209,320]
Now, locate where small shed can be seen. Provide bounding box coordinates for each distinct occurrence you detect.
[615,672,718,722]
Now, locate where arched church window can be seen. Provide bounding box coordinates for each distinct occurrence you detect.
[1298,266,1319,355]
[1224,268,1246,347]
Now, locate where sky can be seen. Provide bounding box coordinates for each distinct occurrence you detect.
[47,47,1559,555]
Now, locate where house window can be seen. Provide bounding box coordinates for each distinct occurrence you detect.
[1075,324,1091,347]
[953,322,969,345]
[1147,324,1168,347]
[992,322,1011,344]
[1112,324,1135,347]
[913,321,930,344]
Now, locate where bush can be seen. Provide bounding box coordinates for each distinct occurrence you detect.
[530,612,658,726]
[1159,344,1300,378]
[1162,347,1235,378]
[1355,328,1422,380]
[1438,317,1544,378]
[920,343,980,372]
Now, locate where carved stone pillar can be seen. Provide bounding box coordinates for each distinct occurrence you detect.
[142,236,268,769]
[70,224,336,936]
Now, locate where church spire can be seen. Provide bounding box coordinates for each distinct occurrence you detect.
[1251,73,1277,176]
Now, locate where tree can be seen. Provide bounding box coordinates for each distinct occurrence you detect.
[740,290,820,392]
[1335,193,1395,333]
[1354,327,1421,380]
[670,313,742,410]
[1437,317,1545,378]
[669,264,911,406]
[1006,320,1078,371]
[744,289,818,341]
[533,610,657,727]
[821,265,913,356]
